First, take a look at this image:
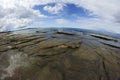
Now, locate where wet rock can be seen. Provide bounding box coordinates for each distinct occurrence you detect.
[0,28,120,80]
[56,31,76,36]
[91,34,118,42]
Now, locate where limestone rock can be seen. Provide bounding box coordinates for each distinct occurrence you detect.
[0,28,120,80]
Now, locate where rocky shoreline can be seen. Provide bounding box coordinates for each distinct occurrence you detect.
[0,28,120,80]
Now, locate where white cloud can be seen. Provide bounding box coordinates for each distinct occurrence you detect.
[0,0,46,31]
[53,17,120,33]
[0,18,32,31]
[77,0,120,22]
[75,18,120,33]
[43,3,65,14]
[56,18,68,24]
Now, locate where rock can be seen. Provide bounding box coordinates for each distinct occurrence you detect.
[0,28,120,80]
[56,31,76,36]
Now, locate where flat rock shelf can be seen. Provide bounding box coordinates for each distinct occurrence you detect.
[0,28,120,80]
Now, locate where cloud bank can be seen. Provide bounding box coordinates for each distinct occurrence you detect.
[0,0,45,31]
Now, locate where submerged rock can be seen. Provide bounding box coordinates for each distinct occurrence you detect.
[0,28,120,80]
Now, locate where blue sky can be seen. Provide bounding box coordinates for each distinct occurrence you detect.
[0,0,120,33]
[33,3,93,20]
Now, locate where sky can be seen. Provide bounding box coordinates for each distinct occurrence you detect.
[0,0,120,33]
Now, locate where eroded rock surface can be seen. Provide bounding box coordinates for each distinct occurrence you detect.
[0,28,120,80]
